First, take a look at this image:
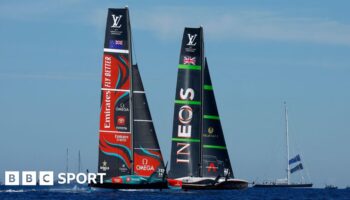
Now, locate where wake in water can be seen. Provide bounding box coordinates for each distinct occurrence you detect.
[1,188,350,200]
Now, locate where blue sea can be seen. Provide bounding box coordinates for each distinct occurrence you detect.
[0,187,349,200]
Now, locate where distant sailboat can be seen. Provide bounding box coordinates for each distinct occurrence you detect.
[325,184,338,189]
[90,7,167,189]
[253,102,313,188]
[77,150,81,173]
[167,27,248,190]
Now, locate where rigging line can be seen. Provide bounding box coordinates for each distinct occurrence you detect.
[300,152,312,183]
[127,8,134,176]
[288,106,311,183]
[130,21,138,64]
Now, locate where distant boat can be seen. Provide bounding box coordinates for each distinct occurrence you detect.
[253,102,313,188]
[53,149,87,190]
[325,184,338,189]
[167,27,248,190]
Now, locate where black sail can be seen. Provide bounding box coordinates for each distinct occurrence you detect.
[98,8,133,180]
[132,64,165,178]
[169,27,204,178]
[201,59,234,178]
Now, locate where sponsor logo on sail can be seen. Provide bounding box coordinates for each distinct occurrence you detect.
[136,158,155,171]
[224,168,230,176]
[207,162,218,172]
[178,105,193,124]
[100,160,110,172]
[103,90,112,129]
[110,14,123,35]
[103,55,112,88]
[187,34,197,46]
[117,116,126,126]
[185,33,198,52]
[157,168,165,177]
[111,14,122,28]
[119,164,129,173]
[204,127,218,138]
[115,134,129,142]
[116,115,128,131]
[183,56,196,65]
[176,88,195,163]
[116,103,129,112]
[208,127,214,134]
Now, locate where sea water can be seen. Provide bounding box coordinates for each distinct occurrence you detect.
[0,187,349,200]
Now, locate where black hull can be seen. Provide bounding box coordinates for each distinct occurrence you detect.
[182,180,248,190]
[253,183,313,188]
[89,182,168,190]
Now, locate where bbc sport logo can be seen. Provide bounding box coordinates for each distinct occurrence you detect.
[4,171,105,186]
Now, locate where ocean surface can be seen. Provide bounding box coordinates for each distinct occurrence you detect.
[0,187,349,200]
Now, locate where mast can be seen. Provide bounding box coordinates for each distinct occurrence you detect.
[199,26,204,177]
[66,148,69,174]
[284,101,290,184]
[78,150,81,173]
[126,6,134,175]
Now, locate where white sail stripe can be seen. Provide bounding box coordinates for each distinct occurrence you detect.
[99,130,131,134]
[134,148,160,151]
[133,91,145,93]
[101,88,130,92]
[104,48,129,54]
[134,119,152,122]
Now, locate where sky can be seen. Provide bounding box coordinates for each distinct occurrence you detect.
[0,0,349,188]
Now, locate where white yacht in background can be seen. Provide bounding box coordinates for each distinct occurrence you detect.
[253,102,312,188]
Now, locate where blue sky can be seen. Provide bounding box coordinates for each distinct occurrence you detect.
[0,0,349,188]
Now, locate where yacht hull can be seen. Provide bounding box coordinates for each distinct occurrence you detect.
[89,182,168,190]
[169,178,248,190]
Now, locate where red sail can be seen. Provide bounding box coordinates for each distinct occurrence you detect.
[97,8,132,179]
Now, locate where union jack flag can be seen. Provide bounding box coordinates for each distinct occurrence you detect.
[183,56,196,65]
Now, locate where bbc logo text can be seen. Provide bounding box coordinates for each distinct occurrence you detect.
[5,171,105,186]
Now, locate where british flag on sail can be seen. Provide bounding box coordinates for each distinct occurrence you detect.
[183,56,196,65]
